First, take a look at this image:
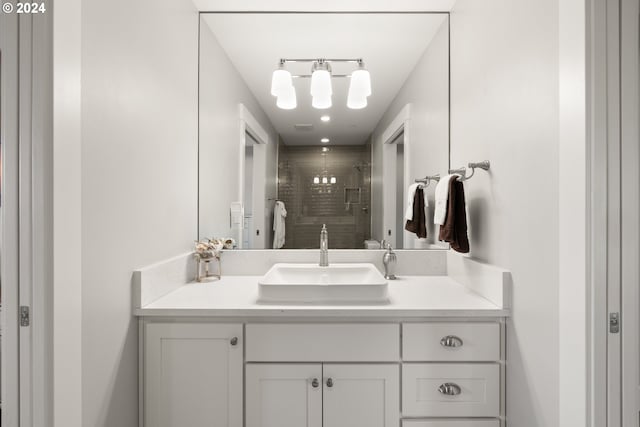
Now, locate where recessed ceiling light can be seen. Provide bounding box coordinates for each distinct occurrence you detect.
[321,138,330,143]
[320,115,330,122]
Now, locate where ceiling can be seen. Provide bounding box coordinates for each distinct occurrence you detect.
[202,13,447,145]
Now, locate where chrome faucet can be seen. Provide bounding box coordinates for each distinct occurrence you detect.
[382,242,397,280]
[319,224,329,267]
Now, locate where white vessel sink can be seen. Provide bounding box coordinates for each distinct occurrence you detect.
[258,263,389,304]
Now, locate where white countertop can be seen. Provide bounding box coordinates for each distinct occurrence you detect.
[135,275,508,318]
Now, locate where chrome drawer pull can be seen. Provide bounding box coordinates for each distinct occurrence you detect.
[230,337,238,346]
[438,382,461,396]
[326,378,334,388]
[440,335,463,348]
[311,378,319,388]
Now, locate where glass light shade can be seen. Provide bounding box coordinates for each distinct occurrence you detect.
[271,68,293,97]
[330,176,336,184]
[276,85,297,110]
[313,176,320,184]
[312,92,332,109]
[347,93,368,109]
[310,69,332,97]
[347,68,371,109]
[350,68,371,96]
[322,176,328,184]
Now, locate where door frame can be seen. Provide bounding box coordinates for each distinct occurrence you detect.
[381,103,411,249]
[1,4,54,426]
[619,0,639,424]
[1,8,23,427]
[237,104,269,249]
[586,0,640,425]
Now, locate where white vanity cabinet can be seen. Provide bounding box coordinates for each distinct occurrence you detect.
[245,363,399,427]
[143,323,243,427]
[141,320,504,427]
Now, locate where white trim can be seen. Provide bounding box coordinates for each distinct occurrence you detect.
[586,0,608,424]
[239,104,269,146]
[237,104,269,249]
[30,3,55,423]
[18,14,35,426]
[620,0,639,423]
[381,104,412,249]
[1,9,21,427]
[382,104,411,146]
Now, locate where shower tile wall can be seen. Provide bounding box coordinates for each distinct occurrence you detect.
[278,145,371,249]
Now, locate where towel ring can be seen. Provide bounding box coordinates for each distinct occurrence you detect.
[448,161,490,181]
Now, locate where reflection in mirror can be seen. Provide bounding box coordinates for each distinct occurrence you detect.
[198,13,449,250]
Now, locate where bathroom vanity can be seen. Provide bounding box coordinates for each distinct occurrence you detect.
[134,251,510,427]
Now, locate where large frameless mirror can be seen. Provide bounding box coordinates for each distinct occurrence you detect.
[198,13,450,250]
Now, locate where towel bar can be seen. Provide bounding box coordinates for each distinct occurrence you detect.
[449,160,491,181]
[414,174,441,186]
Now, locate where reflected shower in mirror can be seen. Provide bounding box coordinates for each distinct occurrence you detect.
[198,13,450,249]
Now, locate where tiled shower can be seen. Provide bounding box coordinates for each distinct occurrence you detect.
[277,144,371,249]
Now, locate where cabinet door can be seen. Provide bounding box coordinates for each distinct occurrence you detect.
[246,364,322,427]
[145,323,242,427]
[323,364,400,427]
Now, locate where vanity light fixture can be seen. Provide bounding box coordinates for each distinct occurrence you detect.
[322,176,328,184]
[276,85,297,109]
[271,61,292,96]
[313,176,320,184]
[330,176,337,184]
[271,58,371,110]
[321,138,330,143]
[310,61,332,109]
[347,62,372,109]
[320,115,331,122]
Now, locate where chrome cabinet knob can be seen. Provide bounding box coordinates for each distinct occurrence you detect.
[230,337,238,346]
[326,378,334,388]
[440,335,463,348]
[438,382,461,396]
[311,378,319,388]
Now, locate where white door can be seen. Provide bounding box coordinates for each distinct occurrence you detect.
[323,364,400,427]
[245,364,322,427]
[144,323,243,427]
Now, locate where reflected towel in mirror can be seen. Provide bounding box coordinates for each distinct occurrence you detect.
[405,187,427,238]
[272,201,287,249]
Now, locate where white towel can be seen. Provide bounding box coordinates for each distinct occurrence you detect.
[433,174,458,225]
[272,201,287,249]
[404,183,429,221]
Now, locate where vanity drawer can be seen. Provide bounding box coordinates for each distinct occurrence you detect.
[402,363,500,417]
[245,323,400,362]
[402,323,500,361]
[403,421,499,427]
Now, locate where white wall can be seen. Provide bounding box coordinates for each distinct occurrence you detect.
[52,0,82,423]
[450,1,560,426]
[558,0,587,425]
[80,0,199,425]
[198,20,278,247]
[371,19,449,247]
